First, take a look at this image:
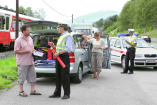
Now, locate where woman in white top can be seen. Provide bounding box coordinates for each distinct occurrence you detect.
[87,32,105,79]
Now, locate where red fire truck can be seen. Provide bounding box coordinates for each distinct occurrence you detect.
[0,7,39,50]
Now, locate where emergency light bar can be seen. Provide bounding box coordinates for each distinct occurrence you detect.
[117,34,138,37]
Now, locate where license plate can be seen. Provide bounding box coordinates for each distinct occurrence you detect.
[146,60,157,63]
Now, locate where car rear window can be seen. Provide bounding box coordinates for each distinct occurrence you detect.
[33,35,59,48]
[143,36,149,38]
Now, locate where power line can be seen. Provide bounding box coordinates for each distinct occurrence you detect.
[42,0,71,18]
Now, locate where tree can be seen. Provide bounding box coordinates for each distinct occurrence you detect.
[24,7,34,17]
[96,18,104,29]
[109,15,118,22]
[117,1,134,31]
[19,6,25,15]
[92,23,96,27]
[33,8,46,20]
[4,5,8,9]
[104,20,114,30]
[10,8,14,11]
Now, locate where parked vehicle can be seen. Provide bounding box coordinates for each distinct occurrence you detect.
[141,36,151,43]
[71,23,93,36]
[25,21,111,83]
[110,34,157,69]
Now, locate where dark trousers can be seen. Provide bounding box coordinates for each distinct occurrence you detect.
[123,47,135,73]
[54,53,70,96]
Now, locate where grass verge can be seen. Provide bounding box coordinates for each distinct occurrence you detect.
[138,29,157,38]
[0,56,18,90]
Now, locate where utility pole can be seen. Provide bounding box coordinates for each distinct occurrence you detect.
[72,14,73,23]
[16,0,19,39]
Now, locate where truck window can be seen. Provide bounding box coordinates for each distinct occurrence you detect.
[75,29,91,35]
[12,18,22,30]
[0,16,4,30]
[6,17,9,30]
[12,18,15,30]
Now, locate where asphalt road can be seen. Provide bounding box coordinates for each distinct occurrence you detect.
[1,63,157,105]
[149,42,157,48]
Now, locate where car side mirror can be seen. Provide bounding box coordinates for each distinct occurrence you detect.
[150,45,154,48]
[116,45,121,48]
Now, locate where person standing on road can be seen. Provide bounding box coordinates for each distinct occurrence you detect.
[14,24,41,97]
[121,29,137,74]
[87,32,106,79]
[49,24,71,99]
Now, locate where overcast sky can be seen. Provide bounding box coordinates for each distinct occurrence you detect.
[0,0,130,22]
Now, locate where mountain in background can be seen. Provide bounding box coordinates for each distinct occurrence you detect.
[65,10,120,26]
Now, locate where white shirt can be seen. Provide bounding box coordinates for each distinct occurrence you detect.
[87,38,106,53]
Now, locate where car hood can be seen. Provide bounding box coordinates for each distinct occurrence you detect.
[136,48,157,54]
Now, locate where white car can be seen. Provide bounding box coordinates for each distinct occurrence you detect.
[110,35,157,69]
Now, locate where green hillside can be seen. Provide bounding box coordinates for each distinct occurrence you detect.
[138,29,157,38]
[65,10,120,25]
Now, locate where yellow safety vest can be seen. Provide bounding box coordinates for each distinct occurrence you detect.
[127,35,137,49]
[56,33,71,53]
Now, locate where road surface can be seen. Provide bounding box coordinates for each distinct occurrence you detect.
[0,63,157,105]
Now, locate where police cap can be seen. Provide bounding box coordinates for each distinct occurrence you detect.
[58,24,68,29]
[128,29,134,32]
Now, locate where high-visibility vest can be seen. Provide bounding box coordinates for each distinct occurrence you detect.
[56,33,71,53]
[127,35,137,49]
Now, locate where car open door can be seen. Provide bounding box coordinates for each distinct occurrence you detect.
[101,35,111,69]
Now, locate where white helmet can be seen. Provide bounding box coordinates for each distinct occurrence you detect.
[128,29,134,32]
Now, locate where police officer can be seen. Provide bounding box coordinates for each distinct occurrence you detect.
[121,29,137,74]
[49,24,71,99]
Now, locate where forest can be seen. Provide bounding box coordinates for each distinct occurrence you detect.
[94,0,157,36]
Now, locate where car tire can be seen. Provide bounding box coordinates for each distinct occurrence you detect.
[72,64,83,83]
[153,67,157,70]
[121,56,126,69]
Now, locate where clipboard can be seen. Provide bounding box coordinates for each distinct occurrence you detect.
[33,51,44,57]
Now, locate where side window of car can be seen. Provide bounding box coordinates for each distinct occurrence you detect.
[110,39,116,47]
[73,35,82,48]
[114,39,121,48]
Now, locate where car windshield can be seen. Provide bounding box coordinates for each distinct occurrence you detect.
[122,39,151,48]
[30,25,58,31]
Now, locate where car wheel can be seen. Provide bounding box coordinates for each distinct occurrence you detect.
[153,67,157,70]
[121,56,126,69]
[72,64,83,83]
